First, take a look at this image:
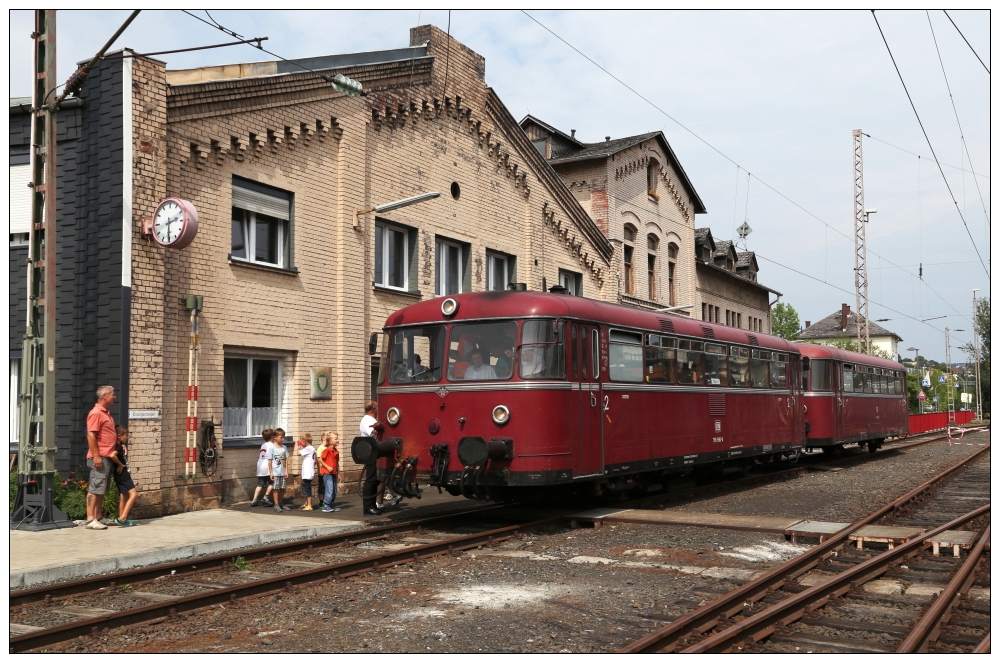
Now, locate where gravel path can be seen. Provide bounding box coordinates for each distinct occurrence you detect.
[43,432,989,653]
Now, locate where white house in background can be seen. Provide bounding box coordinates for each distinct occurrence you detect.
[796,303,902,359]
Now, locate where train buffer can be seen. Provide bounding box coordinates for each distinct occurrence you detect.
[924,529,978,557]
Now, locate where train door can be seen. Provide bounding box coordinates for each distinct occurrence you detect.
[576,323,603,476]
[833,361,845,442]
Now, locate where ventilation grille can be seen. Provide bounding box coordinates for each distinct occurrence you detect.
[709,394,726,417]
[701,325,715,339]
[747,333,759,346]
[659,318,675,334]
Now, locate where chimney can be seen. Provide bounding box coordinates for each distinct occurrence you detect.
[605,136,611,142]
[841,303,850,332]
[805,321,811,328]
[570,129,576,138]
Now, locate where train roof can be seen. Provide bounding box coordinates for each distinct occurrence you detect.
[382,291,800,353]
[794,342,905,371]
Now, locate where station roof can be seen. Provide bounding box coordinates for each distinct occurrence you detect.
[797,308,902,342]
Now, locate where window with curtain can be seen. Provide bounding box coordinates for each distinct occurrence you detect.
[486,251,515,291]
[435,237,468,296]
[223,356,282,438]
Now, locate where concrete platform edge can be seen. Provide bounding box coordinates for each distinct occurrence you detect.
[9,522,365,591]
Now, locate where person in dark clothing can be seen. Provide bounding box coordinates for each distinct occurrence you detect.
[360,401,382,515]
[111,425,137,526]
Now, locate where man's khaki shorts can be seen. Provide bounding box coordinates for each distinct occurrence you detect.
[87,457,113,495]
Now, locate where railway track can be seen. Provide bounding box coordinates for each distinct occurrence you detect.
[619,445,990,653]
[8,428,977,653]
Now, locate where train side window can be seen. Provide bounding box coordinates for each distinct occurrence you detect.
[729,346,749,387]
[571,324,579,380]
[769,353,788,388]
[856,366,868,393]
[645,334,676,383]
[750,349,770,388]
[896,372,903,395]
[809,359,831,391]
[842,364,854,392]
[519,319,565,380]
[678,339,705,385]
[581,327,589,380]
[703,343,727,386]
[609,330,643,382]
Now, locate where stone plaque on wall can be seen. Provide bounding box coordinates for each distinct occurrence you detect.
[310,367,332,400]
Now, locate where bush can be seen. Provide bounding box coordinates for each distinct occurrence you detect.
[9,469,118,521]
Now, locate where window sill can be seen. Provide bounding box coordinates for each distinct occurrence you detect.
[228,255,299,275]
[372,284,422,298]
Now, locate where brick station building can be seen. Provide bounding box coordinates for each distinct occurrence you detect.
[9,25,614,515]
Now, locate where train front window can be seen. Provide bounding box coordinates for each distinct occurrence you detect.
[519,320,565,380]
[447,321,518,381]
[388,327,446,384]
[809,359,831,391]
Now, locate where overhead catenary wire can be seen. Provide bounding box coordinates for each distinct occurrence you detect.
[864,133,989,180]
[520,10,977,325]
[926,10,990,230]
[943,10,990,74]
[871,10,989,280]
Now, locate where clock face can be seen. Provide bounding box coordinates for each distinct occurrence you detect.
[151,197,199,249]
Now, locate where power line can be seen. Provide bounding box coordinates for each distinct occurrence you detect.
[943,10,990,74]
[520,11,977,324]
[864,133,989,179]
[926,10,990,230]
[872,11,989,280]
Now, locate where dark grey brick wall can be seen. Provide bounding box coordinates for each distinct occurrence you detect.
[9,58,126,473]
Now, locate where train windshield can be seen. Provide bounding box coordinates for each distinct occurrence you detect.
[447,321,518,381]
[519,320,565,380]
[388,327,446,384]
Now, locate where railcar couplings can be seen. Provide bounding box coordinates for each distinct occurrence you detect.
[457,437,513,467]
[428,443,450,488]
[351,436,400,465]
[389,455,422,499]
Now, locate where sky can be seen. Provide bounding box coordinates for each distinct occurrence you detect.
[9,10,992,363]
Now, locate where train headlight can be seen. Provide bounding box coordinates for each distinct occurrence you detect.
[441,298,458,317]
[491,404,510,425]
[386,407,401,426]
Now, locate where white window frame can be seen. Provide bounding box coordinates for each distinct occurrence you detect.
[486,251,511,292]
[375,221,410,291]
[435,238,465,296]
[558,269,582,296]
[232,209,287,268]
[10,359,20,449]
[222,355,284,439]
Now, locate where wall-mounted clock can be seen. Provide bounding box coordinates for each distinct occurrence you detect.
[151,197,199,249]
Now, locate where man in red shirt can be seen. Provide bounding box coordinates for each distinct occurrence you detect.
[85,385,118,530]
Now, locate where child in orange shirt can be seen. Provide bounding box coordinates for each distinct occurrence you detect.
[319,431,341,512]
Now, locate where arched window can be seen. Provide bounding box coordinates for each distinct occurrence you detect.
[623,223,637,243]
[647,158,660,200]
[667,242,679,306]
[647,234,659,301]
[622,223,637,295]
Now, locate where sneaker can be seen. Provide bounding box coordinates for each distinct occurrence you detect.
[86,520,108,530]
[116,518,136,527]
[249,501,261,508]
[363,508,381,516]
[321,506,335,513]
[330,507,341,512]
[274,505,283,513]
[375,502,385,510]
[390,495,403,507]
[282,505,294,511]
[261,498,274,507]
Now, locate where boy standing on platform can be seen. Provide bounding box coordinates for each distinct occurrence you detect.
[268,428,291,512]
[297,433,317,511]
[110,425,138,526]
[250,429,275,507]
[319,431,341,512]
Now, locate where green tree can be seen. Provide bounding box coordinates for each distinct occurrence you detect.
[771,302,801,340]
[959,297,990,415]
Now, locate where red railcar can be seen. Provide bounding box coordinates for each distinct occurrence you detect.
[796,343,909,454]
[366,291,805,500]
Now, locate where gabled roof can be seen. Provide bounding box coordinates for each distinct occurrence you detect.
[517,117,707,214]
[797,309,902,342]
[713,240,737,263]
[736,251,757,271]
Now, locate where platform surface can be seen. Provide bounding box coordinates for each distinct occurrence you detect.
[10,487,465,590]
[570,508,804,533]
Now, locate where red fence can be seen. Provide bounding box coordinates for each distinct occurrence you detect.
[909,411,975,435]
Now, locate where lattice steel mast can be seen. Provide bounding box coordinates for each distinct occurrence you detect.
[11,10,70,530]
[853,129,872,355]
